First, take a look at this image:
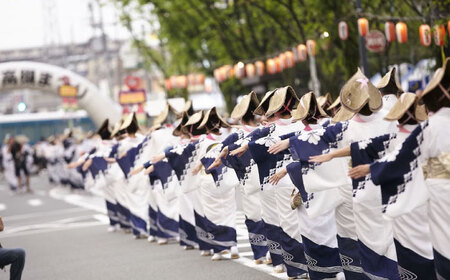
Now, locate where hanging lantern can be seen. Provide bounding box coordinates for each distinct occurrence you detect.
[234,62,246,79]
[187,74,196,85]
[285,51,295,68]
[358,18,369,36]
[165,78,172,90]
[433,24,446,46]
[274,57,282,72]
[448,20,450,37]
[384,21,396,42]
[278,53,286,70]
[395,22,408,43]
[255,61,265,76]
[222,65,233,79]
[196,74,205,85]
[419,24,432,47]
[297,44,308,61]
[178,75,188,88]
[266,58,277,74]
[338,21,348,40]
[306,40,317,56]
[218,67,227,82]
[170,76,177,88]
[245,63,256,78]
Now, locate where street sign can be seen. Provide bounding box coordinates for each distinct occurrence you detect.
[119,89,146,105]
[365,30,386,53]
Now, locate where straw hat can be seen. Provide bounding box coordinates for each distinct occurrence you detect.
[231,91,260,120]
[198,107,230,129]
[376,67,403,96]
[333,68,382,122]
[384,92,428,122]
[327,96,341,110]
[120,112,137,130]
[253,89,277,116]
[316,92,332,108]
[15,135,29,144]
[292,92,329,121]
[110,119,124,138]
[182,100,194,116]
[96,119,111,140]
[420,57,450,100]
[173,112,190,137]
[265,86,300,117]
[182,111,206,136]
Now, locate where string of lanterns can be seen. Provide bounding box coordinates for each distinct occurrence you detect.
[165,73,205,91]
[341,18,449,46]
[213,40,317,83]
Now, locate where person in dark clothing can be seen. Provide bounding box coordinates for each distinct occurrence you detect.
[0,216,26,280]
[9,139,30,193]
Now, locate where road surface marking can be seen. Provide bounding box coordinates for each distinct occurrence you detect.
[0,203,6,211]
[27,198,43,206]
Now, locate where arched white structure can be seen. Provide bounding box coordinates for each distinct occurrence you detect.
[0,61,120,126]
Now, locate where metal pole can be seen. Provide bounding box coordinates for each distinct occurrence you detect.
[309,56,320,96]
[356,0,369,76]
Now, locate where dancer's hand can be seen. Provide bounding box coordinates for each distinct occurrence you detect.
[192,162,203,175]
[348,164,370,179]
[151,154,166,163]
[81,158,93,171]
[269,167,287,185]
[309,153,333,163]
[130,166,144,176]
[267,139,289,154]
[144,165,154,175]
[104,157,116,163]
[229,144,248,157]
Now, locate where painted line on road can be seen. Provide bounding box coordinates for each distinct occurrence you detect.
[27,198,43,207]
[2,207,89,222]
[0,203,6,211]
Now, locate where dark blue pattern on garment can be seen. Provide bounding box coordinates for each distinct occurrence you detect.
[166,142,196,181]
[393,239,436,280]
[370,122,429,211]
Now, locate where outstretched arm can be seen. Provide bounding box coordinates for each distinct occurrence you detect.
[269,167,287,185]
[348,164,370,179]
[130,165,145,176]
[267,139,290,154]
[229,144,248,157]
[81,158,93,171]
[144,165,155,175]
[309,146,350,163]
[207,146,229,170]
[152,153,166,164]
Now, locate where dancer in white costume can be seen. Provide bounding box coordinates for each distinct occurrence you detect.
[197,107,240,261]
[268,92,344,279]
[311,92,436,279]
[209,91,270,264]
[2,136,18,190]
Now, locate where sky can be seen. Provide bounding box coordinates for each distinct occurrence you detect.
[0,0,133,50]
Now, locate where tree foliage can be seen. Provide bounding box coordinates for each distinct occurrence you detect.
[115,0,449,109]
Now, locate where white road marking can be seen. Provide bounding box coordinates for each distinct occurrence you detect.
[27,198,43,206]
[0,203,6,211]
[3,207,89,222]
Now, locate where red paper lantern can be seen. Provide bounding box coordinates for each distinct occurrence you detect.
[165,78,172,90]
[297,44,307,61]
[385,21,396,42]
[338,21,348,40]
[187,74,196,85]
[285,51,295,68]
[234,62,245,79]
[419,24,432,47]
[448,20,450,37]
[245,63,256,78]
[395,22,408,43]
[274,57,282,72]
[306,40,317,56]
[433,24,446,46]
[196,74,205,85]
[358,18,369,36]
[255,61,265,76]
[170,76,177,88]
[177,75,188,88]
[278,53,286,70]
[266,58,277,74]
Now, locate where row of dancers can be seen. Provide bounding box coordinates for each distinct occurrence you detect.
[63,59,449,280]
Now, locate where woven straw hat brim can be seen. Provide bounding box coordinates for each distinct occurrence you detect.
[292,92,328,121]
[421,57,450,99]
[332,105,356,123]
[384,92,416,121]
[376,67,403,94]
[327,96,341,110]
[198,107,230,129]
[184,111,203,127]
[96,119,110,135]
[340,68,382,113]
[316,92,332,108]
[120,112,137,130]
[265,86,300,117]
[254,89,276,115]
[414,104,428,122]
[110,120,124,137]
[231,91,260,120]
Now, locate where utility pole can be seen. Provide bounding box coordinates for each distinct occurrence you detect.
[355,0,370,76]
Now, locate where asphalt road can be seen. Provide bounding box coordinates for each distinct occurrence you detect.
[0,174,278,280]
